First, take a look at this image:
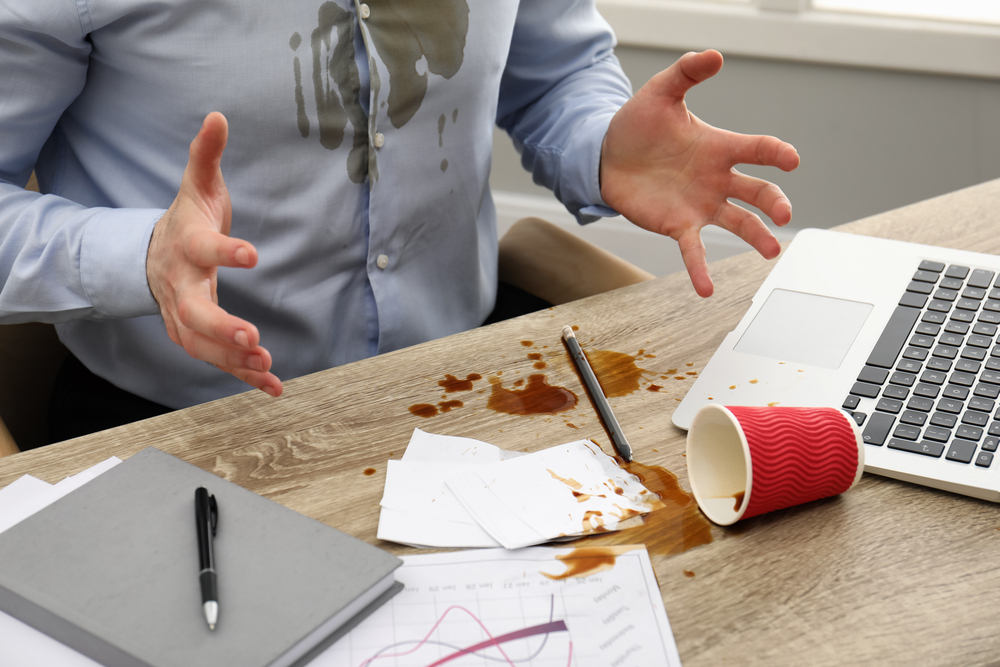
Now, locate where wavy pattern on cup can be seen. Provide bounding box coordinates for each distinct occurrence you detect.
[728,407,858,520]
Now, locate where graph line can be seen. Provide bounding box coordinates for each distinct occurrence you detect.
[358,595,571,667]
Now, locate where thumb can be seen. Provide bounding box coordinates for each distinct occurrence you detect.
[184,112,229,196]
[650,50,724,102]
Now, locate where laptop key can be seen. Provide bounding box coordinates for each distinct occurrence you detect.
[882,385,908,400]
[991,422,1000,437]
[978,311,1000,325]
[969,397,995,412]
[915,322,941,336]
[852,412,867,426]
[985,300,1000,312]
[919,370,947,385]
[939,333,965,347]
[963,286,988,300]
[900,410,928,426]
[899,292,927,309]
[983,436,999,452]
[858,366,889,385]
[957,425,984,441]
[968,334,993,348]
[867,305,920,369]
[933,289,958,302]
[876,398,903,414]
[930,412,957,428]
[913,383,941,399]
[850,382,881,399]
[942,384,970,400]
[956,298,981,311]
[921,311,947,324]
[908,334,934,348]
[932,345,958,359]
[960,347,987,362]
[889,372,916,386]
[842,395,860,410]
[976,451,994,467]
[936,398,964,414]
[980,370,1000,384]
[902,347,928,361]
[928,299,952,312]
[924,426,952,443]
[888,438,945,457]
[949,371,976,387]
[896,359,923,373]
[945,265,970,280]
[906,396,934,412]
[961,411,989,427]
[912,269,940,283]
[945,439,977,463]
[950,310,976,324]
[892,424,920,441]
[862,412,896,445]
[955,359,981,374]
[918,260,945,273]
[972,322,997,336]
[974,383,1000,399]
[988,358,1000,371]
[926,357,952,372]
[945,321,971,335]
[969,269,995,289]
[941,278,964,290]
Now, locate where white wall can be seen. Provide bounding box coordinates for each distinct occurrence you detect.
[489,7,1000,278]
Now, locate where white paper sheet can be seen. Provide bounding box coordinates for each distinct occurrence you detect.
[447,440,664,549]
[319,545,682,667]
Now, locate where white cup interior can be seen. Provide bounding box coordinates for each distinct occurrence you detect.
[686,404,751,525]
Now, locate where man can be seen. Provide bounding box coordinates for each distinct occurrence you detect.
[0,0,798,440]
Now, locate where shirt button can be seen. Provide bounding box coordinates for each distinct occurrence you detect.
[376,254,389,269]
[373,133,384,148]
[359,3,370,19]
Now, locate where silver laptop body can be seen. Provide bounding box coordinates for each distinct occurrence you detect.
[673,228,1000,502]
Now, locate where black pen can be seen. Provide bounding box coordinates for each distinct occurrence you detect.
[562,326,633,462]
[194,487,219,631]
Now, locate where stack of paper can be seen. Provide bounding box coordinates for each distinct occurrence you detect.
[378,429,663,549]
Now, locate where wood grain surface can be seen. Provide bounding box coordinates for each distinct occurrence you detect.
[3,179,1000,666]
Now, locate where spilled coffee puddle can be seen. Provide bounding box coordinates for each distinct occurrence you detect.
[569,447,713,558]
[487,375,577,415]
[540,544,645,580]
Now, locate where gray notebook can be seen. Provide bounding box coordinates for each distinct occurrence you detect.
[0,447,403,667]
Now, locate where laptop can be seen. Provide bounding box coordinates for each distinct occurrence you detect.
[672,228,1000,502]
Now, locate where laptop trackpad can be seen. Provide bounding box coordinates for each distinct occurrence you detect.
[733,288,874,370]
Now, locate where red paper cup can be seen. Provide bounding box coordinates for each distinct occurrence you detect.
[685,405,864,525]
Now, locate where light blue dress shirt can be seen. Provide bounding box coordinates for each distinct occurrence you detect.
[0,0,632,409]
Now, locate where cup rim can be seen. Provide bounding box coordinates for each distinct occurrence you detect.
[686,404,753,526]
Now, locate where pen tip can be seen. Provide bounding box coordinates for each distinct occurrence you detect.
[561,325,575,340]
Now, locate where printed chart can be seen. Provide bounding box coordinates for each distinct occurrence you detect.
[315,546,680,667]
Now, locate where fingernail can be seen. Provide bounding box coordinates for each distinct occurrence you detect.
[264,386,277,397]
[235,330,249,348]
[248,355,263,372]
[235,247,250,266]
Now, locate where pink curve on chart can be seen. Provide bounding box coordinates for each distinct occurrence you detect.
[357,603,569,667]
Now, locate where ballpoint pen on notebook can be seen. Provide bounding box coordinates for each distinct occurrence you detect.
[562,325,634,462]
[194,487,219,631]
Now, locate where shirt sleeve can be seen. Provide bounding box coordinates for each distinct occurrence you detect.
[0,1,162,324]
[495,0,633,224]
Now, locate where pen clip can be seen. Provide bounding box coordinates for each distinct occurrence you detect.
[208,494,218,535]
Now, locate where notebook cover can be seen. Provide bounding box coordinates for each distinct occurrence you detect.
[0,447,403,667]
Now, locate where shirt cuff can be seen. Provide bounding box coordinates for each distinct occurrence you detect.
[80,208,164,319]
[559,110,621,224]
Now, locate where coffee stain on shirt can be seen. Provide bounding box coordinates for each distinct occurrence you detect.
[364,0,469,129]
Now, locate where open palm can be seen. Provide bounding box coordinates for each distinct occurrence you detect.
[600,50,800,297]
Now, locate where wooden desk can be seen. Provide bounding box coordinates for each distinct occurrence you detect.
[4,179,1000,666]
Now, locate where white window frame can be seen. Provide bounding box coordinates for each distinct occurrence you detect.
[597,0,1000,80]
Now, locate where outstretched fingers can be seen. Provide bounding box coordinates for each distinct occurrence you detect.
[185,228,257,269]
[649,50,724,102]
[727,172,793,227]
[727,132,800,173]
[714,201,781,260]
[677,228,714,298]
[185,112,229,194]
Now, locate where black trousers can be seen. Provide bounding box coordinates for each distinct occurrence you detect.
[41,283,551,447]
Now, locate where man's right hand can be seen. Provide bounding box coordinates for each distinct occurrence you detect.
[146,112,283,397]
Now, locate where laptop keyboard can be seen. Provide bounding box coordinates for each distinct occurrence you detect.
[844,260,1000,469]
